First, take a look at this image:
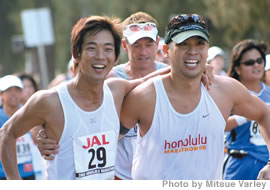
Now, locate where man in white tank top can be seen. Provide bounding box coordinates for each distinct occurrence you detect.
[120,14,270,180]
[0,15,151,180]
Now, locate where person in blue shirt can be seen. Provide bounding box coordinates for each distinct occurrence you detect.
[0,75,35,180]
[224,39,270,179]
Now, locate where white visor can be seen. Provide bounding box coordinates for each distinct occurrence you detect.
[123,23,158,44]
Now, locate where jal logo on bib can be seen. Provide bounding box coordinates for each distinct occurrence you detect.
[82,134,109,149]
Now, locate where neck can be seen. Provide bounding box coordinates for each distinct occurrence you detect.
[68,76,104,111]
[169,72,202,95]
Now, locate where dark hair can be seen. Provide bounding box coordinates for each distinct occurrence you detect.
[71,16,123,61]
[227,39,267,80]
[18,73,39,92]
[165,14,209,44]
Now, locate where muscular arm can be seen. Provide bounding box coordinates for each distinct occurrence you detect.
[0,90,53,179]
[211,76,269,131]
[120,80,156,138]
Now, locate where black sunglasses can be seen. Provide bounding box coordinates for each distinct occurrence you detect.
[241,57,264,66]
[167,14,207,30]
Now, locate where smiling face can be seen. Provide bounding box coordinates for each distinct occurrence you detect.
[76,30,116,81]
[123,37,159,68]
[235,48,265,83]
[166,36,209,79]
[1,87,22,108]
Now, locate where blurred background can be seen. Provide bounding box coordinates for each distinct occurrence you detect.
[0,0,269,88]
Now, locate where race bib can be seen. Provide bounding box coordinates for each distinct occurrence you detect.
[16,133,33,164]
[249,120,266,145]
[73,130,116,180]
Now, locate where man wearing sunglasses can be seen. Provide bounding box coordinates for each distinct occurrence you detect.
[120,14,270,179]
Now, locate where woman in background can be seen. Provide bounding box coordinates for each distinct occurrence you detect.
[224,39,270,179]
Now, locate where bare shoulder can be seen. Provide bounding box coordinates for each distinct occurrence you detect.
[210,75,245,95]
[127,78,156,105]
[106,77,127,86]
[105,77,128,96]
[26,88,59,109]
[21,88,62,121]
[209,75,251,119]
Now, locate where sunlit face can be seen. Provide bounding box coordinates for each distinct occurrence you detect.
[77,30,116,81]
[236,48,265,82]
[124,37,159,67]
[166,36,209,79]
[1,87,22,108]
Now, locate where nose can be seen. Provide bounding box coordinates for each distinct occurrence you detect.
[138,45,148,55]
[186,46,198,55]
[96,48,105,59]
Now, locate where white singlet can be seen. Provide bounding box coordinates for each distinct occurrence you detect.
[45,83,119,180]
[132,77,226,180]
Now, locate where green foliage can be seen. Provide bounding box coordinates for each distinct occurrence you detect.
[0,0,269,77]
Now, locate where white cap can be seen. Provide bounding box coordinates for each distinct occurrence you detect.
[123,23,158,44]
[207,46,224,63]
[0,75,23,92]
[265,54,270,71]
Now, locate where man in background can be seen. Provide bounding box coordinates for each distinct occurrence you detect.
[207,46,227,76]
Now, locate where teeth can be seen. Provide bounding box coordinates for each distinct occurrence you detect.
[92,64,105,69]
[185,59,198,67]
[186,60,198,63]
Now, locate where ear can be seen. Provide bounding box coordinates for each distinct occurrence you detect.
[122,39,128,53]
[72,50,80,63]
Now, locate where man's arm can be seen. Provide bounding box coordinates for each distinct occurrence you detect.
[0,91,50,179]
[120,80,156,138]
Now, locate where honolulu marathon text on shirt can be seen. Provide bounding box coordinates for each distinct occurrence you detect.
[162,180,268,189]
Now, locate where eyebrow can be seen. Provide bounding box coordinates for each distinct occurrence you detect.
[85,42,114,46]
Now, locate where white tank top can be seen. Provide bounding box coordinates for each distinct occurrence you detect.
[45,83,119,179]
[132,77,226,180]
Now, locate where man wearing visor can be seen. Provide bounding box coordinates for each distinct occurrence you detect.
[120,14,270,179]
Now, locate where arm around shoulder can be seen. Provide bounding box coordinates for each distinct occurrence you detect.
[120,80,156,134]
